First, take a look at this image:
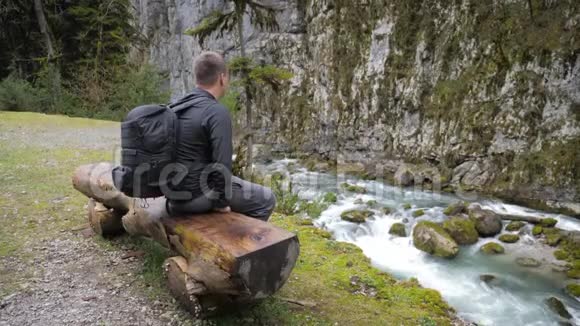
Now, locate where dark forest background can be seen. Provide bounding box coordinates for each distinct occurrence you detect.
[0,0,169,120]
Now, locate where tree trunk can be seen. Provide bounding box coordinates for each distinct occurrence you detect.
[33,0,55,60]
[72,163,300,316]
[237,10,254,178]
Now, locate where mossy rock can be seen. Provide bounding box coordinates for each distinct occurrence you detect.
[354,198,364,205]
[323,192,338,203]
[402,203,412,210]
[443,202,467,216]
[480,242,505,255]
[516,257,541,268]
[412,221,459,259]
[567,268,580,279]
[389,223,406,237]
[505,221,525,231]
[565,283,580,298]
[381,207,393,215]
[554,250,570,260]
[299,219,314,226]
[540,218,558,227]
[546,234,562,247]
[469,208,502,237]
[341,209,374,224]
[532,225,543,236]
[412,209,425,218]
[544,296,572,319]
[366,200,378,208]
[499,234,520,243]
[442,217,479,245]
[340,182,367,194]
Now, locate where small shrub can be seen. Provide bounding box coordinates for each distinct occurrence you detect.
[0,76,42,111]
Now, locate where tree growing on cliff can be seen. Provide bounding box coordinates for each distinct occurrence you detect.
[185,1,292,177]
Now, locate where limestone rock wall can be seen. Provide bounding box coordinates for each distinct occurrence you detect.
[131,0,580,215]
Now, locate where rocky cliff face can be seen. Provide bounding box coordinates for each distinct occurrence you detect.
[131,0,580,215]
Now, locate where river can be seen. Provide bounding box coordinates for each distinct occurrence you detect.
[258,159,580,325]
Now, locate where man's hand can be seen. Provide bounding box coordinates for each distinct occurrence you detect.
[214,206,231,213]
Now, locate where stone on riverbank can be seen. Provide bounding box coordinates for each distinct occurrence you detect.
[412,221,459,258]
[442,217,479,245]
[480,242,505,255]
[341,209,374,223]
[389,223,406,237]
[544,297,572,319]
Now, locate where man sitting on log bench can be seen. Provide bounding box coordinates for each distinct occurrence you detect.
[165,51,276,221]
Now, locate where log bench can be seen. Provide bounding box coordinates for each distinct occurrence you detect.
[72,163,300,317]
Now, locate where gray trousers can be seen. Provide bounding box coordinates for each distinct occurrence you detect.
[167,176,276,221]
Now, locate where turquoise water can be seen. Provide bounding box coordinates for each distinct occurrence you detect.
[259,160,580,325]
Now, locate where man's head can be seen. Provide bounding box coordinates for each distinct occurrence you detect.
[194,51,229,99]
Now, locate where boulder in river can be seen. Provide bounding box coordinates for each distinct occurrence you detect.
[412,221,459,259]
[565,283,580,298]
[540,218,558,228]
[499,234,520,243]
[544,296,572,319]
[546,233,562,247]
[469,206,502,237]
[443,202,468,216]
[505,221,526,231]
[341,182,367,194]
[516,257,542,267]
[341,209,374,223]
[389,223,406,237]
[479,274,500,286]
[442,217,479,245]
[381,207,392,215]
[412,209,425,217]
[532,225,543,236]
[480,242,505,255]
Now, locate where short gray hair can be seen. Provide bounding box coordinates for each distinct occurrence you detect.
[193,51,227,86]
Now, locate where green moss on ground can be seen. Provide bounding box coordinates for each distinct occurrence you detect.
[0,112,457,324]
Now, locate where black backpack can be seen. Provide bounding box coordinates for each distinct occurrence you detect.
[112,95,206,198]
[112,104,180,198]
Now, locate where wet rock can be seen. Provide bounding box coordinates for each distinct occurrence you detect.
[389,223,406,237]
[565,283,580,298]
[340,182,367,194]
[505,221,525,232]
[340,209,374,224]
[412,209,425,218]
[480,242,505,255]
[443,202,468,216]
[394,170,414,187]
[442,217,479,245]
[540,218,558,228]
[532,225,543,236]
[469,207,502,237]
[546,234,562,247]
[498,234,520,243]
[381,207,392,215]
[567,268,580,279]
[515,257,541,267]
[402,203,412,210]
[545,297,572,319]
[412,221,459,258]
[479,274,500,286]
[365,200,378,208]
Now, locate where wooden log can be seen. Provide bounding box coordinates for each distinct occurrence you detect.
[87,198,125,236]
[497,214,543,224]
[72,163,300,314]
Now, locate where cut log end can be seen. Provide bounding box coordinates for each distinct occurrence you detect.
[164,256,204,317]
[87,198,125,236]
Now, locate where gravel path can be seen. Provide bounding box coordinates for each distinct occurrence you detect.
[0,112,197,326]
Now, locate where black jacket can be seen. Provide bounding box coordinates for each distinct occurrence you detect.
[170,88,233,208]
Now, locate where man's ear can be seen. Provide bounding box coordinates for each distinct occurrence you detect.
[219,73,225,87]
